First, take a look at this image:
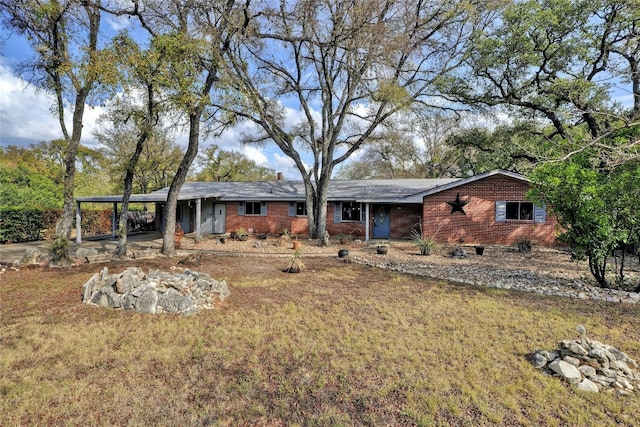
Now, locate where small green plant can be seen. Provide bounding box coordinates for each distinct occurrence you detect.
[284,250,305,273]
[517,239,532,253]
[235,227,249,240]
[49,235,71,266]
[336,233,350,244]
[281,228,289,236]
[410,228,438,256]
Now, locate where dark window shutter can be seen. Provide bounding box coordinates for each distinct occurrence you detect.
[496,201,506,222]
[288,202,296,216]
[334,202,342,223]
[534,204,546,223]
[238,202,245,216]
[261,201,267,216]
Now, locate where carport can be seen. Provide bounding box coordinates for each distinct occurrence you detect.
[74,188,217,244]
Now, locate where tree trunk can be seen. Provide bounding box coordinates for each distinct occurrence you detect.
[588,253,609,288]
[302,177,317,238]
[617,244,626,286]
[114,132,148,259]
[161,112,201,255]
[314,175,331,244]
[56,99,87,240]
[114,84,154,259]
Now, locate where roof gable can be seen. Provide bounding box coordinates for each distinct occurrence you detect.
[415,170,529,198]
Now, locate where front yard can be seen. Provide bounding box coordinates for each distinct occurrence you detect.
[1,251,639,426]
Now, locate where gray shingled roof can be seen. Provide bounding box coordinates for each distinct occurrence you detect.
[326,179,460,202]
[76,170,525,204]
[76,178,461,204]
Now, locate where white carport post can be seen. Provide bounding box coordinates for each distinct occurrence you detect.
[112,202,118,237]
[75,201,82,243]
[195,198,202,242]
[365,202,370,241]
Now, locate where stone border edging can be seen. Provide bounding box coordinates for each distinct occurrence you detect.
[351,256,640,305]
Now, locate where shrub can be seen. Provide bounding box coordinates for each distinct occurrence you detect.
[517,239,532,253]
[49,236,71,265]
[0,208,51,243]
[0,208,112,243]
[410,228,438,256]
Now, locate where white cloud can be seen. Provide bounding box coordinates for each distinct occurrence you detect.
[106,15,133,32]
[0,57,307,180]
[241,145,268,165]
[0,60,103,148]
[103,0,136,31]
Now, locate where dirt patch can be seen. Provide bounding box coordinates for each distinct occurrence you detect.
[187,234,640,287]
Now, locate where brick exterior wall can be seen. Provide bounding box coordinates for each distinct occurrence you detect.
[225,201,310,236]
[325,203,422,240]
[187,175,559,245]
[387,204,423,239]
[422,175,559,245]
[223,201,425,240]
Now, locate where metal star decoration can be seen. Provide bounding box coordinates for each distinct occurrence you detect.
[447,193,469,215]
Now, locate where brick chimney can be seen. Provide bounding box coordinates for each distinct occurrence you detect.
[276,172,283,180]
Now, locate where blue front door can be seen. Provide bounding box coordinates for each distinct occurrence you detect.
[372,205,390,238]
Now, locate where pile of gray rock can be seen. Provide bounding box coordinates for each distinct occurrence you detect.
[82,267,230,315]
[10,248,44,267]
[530,326,639,394]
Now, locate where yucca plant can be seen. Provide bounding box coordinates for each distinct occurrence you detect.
[410,228,438,256]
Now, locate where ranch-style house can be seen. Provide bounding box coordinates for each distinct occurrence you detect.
[75,169,559,245]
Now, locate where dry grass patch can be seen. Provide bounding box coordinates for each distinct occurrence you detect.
[1,256,639,426]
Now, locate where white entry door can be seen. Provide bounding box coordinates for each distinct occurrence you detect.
[213,203,226,234]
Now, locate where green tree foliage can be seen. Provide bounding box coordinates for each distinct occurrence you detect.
[444,123,560,177]
[336,120,553,179]
[447,0,639,156]
[0,164,63,209]
[0,145,61,209]
[195,145,275,182]
[528,135,640,289]
[0,0,118,247]
[0,143,109,210]
[221,0,499,239]
[29,140,110,198]
[95,122,183,194]
[2,145,56,209]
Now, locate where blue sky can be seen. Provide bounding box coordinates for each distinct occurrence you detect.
[1,14,636,183]
[0,23,305,180]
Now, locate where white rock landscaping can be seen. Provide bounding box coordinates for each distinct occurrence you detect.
[82,267,230,315]
[352,257,640,304]
[530,326,639,394]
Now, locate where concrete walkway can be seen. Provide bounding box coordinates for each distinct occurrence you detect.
[0,233,168,264]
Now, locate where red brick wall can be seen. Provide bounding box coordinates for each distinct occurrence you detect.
[388,204,422,238]
[212,176,559,245]
[325,203,365,239]
[223,201,412,240]
[324,203,422,240]
[422,175,559,245]
[225,201,310,236]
